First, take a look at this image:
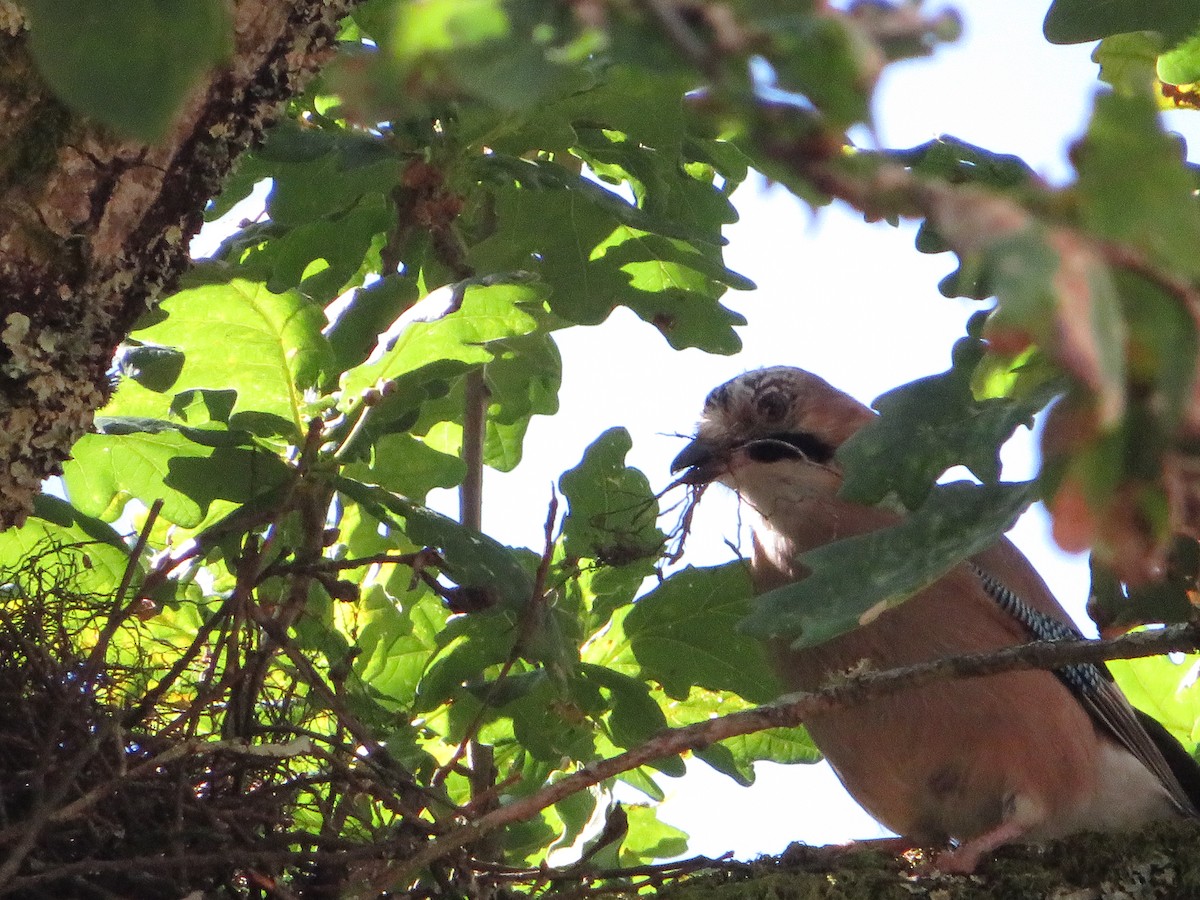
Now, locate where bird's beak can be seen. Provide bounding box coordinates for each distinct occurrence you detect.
[671,437,725,485]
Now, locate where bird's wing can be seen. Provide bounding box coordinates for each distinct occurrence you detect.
[969,546,1200,817]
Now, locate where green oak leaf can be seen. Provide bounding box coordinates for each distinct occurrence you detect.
[839,320,1061,509]
[579,664,674,757]
[663,687,819,784]
[25,0,231,141]
[1159,27,1200,84]
[343,432,466,501]
[64,431,290,528]
[119,274,334,440]
[326,276,420,375]
[116,344,185,393]
[417,612,520,713]
[701,726,821,784]
[168,389,238,426]
[742,481,1038,649]
[352,585,449,709]
[339,278,547,403]
[618,805,689,865]
[470,187,747,353]
[559,428,664,566]
[399,330,562,473]
[251,122,400,226]
[251,193,394,302]
[335,476,535,611]
[1093,33,1163,94]
[890,136,1037,190]
[768,13,875,127]
[586,563,778,702]
[1045,0,1200,46]
[1109,653,1200,752]
[1076,91,1200,279]
[0,495,132,597]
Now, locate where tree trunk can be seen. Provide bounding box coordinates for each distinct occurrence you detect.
[0,0,357,527]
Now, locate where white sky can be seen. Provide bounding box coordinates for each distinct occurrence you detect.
[191,0,1200,861]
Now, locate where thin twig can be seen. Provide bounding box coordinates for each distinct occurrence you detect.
[80,498,163,687]
[245,603,451,822]
[269,548,446,576]
[116,499,162,604]
[121,595,236,728]
[432,490,560,788]
[459,368,499,822]
[0,738,314,842]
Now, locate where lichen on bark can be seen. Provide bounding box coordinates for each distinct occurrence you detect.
[0,0,361,528]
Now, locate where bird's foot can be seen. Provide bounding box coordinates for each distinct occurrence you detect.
[930,819,1028,874]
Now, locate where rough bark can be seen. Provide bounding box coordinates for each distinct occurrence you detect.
[0,0,358,527]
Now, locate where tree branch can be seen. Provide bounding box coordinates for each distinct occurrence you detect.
[357,622,1200,895]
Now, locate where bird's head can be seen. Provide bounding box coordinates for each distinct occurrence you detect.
[670,367,876,489]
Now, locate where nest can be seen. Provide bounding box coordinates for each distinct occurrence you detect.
[0,547,416,899]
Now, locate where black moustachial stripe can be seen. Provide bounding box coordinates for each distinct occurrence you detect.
[745,431,836,465]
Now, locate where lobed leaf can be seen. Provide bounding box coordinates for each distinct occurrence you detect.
[339,279,547,403]
[1076,91,1200,279]
[117,275,334,441]
[839,319,1062,509]
[586,563,779,703]
[335,476,535,611]
[559,428,664,566]
[1109,653,1200,752]
[741,481,1039,649]
[64,431,291,528]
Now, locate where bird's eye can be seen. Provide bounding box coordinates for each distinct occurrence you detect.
[756,391,788,422]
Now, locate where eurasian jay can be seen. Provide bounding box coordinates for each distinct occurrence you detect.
[670,366,1200,872]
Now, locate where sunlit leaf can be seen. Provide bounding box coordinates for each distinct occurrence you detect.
[352,585,448,708]
[0,496,131,597]
[335,476,535,611]
[339,278,547,403]
[119,274,334,440]
[1093,33,1162,95]
[618,805,688,865]
[665,688,819,784]
[64,431,290,528]
[1159,28,1200,84]
[1110,654,1200,751]
[840,320,1060,509]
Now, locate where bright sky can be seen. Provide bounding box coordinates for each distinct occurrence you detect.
[191,0,1200,861]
